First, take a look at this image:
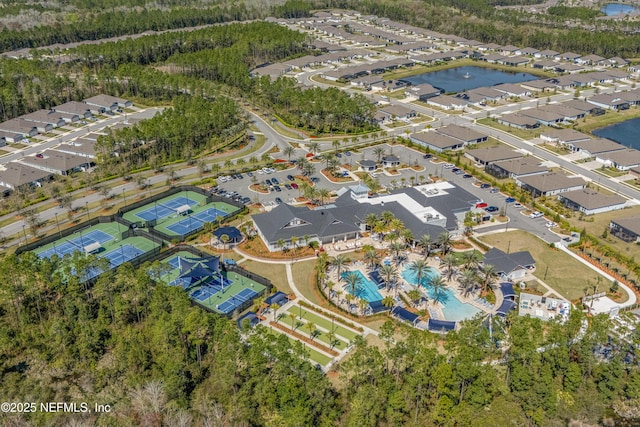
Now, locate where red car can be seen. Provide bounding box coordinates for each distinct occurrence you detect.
[475,202,488,208]
[291,183,299,189]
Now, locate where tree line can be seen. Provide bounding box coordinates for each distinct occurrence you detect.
[0,250,638,426]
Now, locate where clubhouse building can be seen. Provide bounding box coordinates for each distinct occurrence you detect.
[251,181,479,251]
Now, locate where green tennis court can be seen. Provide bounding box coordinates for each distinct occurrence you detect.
[153,200,239,237]
[122,190,208,224]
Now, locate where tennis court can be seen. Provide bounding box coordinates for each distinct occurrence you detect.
[217,288,259,314]
[166,216,205,236]
[37,227,116,259]
[100,244,145,268]
[135,196,198,221]
[192,208,227,222]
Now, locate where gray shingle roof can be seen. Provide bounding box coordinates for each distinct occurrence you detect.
[483,248,535,274]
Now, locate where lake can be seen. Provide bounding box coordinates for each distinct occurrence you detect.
[400,66,538,93]
[601,3,637,15]
[592,117,640,150]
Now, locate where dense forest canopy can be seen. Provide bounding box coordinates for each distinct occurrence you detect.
[0,252,638,426]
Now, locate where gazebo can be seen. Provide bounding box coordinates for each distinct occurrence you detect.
[213,226,243,248]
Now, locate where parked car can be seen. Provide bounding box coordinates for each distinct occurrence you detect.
[514,202,523,208]
[336,153,342,158]
[265,179,272,186]
[423,154,433,159]
[275,197,283,204]
[274,185,282,192]
[529,211,544,219]
[287,174,294,181]
[476,202,488,208]
[485,206,499,213]
[444,163,455,169]
[451,168,461,173]
[490,187,499,193]
[247,171,254,177]
[463,174,473,179]
[344,151,351,156]
[480,183,491,189]
[291,183,299,189]
[545,221,557,228]
[284,184,292,190]
[505,197,516,203]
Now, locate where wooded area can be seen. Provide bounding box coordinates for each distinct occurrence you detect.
[0,253,638,426]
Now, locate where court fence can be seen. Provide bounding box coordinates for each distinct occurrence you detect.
[16,214,120,255]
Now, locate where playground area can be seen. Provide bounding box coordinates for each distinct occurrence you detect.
[159,252,267,316]
[33,221,160,276]
[122,190,239,238]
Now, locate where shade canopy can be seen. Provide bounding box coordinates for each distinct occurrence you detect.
[213,226,242,242]
[178,256,220,279]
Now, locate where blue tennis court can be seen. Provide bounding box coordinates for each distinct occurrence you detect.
[192,208,227,223]
[37,229,114,259]
[135,196,198,221]
[191,283,222,301]
[166,216,205,236]
[217,288,258,314]
[100,244,144,268]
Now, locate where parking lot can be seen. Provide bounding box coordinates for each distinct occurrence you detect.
[212,143,560,243]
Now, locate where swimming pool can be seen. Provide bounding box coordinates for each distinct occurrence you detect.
[401,267,481,321]
[340,270,383,303]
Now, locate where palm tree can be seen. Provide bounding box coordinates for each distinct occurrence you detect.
[308,142,319,156]
[461,251,482,271]
[283,145,295,161]
[478,264,498,294]
[407,259,432,288]
[271,302,281,323]
[328,156,340,176]
[364,248,380,269]
[358,298,369,315]
[345,293,355,311]
[407,289,422,306]
[332,254,350,277]
[332,139,340,153]
[442,253,458,282]
[316,188,330,206]
[343,271,362,296]
[381,211,395,226]
[291,236,299,255]
[288,312,296,331]
[306,321,317,341]
[418,234,432,257]
[437,231,453,255]
[373,146,385,164]
[389,241,405,261]
[364,213,378,231]
[400,228,413,246]
[380,264,397,292]
[430,275,447,306]
[382,295,395,309]
[458,269,477,298]
[277,238,286,253]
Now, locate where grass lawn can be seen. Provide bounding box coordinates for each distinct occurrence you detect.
[477,118,542,140]
[291,259,323,305]
[272,121,304,140]
[287,305,360,341]
[277,314,348,350]
[479,230,611,301]
[241,260,290,294]
[574,107,640,134]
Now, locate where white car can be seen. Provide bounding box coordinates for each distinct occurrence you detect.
[545,221,557,228]
[529,211,544,219]
[444,163,455,169]
[257,169,264,175]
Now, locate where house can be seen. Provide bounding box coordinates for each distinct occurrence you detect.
[404,83,441,101]
[519,108,564,126]
[409,131,465,152]
[569,138,625,156]
[577,54,605,65]
[503,57,530,67]
[436,125,487,145]
[359,159,377,172]
[563,99,605,116]
[56,101,94,119]
[0,162,53,191]
[558,188,627,216]
[588,94,630,111]
[596,149,640,171]
[466,146,522,166]
[540,104,585,122]
[521,79,557,92]
[532,60,559,70]
[555,52,582,62]
[540,128,591,145]
[496,113,540,130]
[554,63,585,74]
[610,216,640,242]
[20,110,67,129]
[381,155,400,168]
[493,83,531,98]
[486,157,548,179]
[517,172,586,197]
[0,129,23,143]
[425,95,467,111]
[84,94,132,113]
[377,104,416,123]
[0,118,39,139]
[519,47,540,56]
[19,149,94,175]
[534,49,559,59]
[483,247,535,281]
[54,138,96,159]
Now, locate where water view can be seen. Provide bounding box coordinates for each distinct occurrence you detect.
[601,3,637,16]
[400,66,538,93]
[592,117,640,150]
